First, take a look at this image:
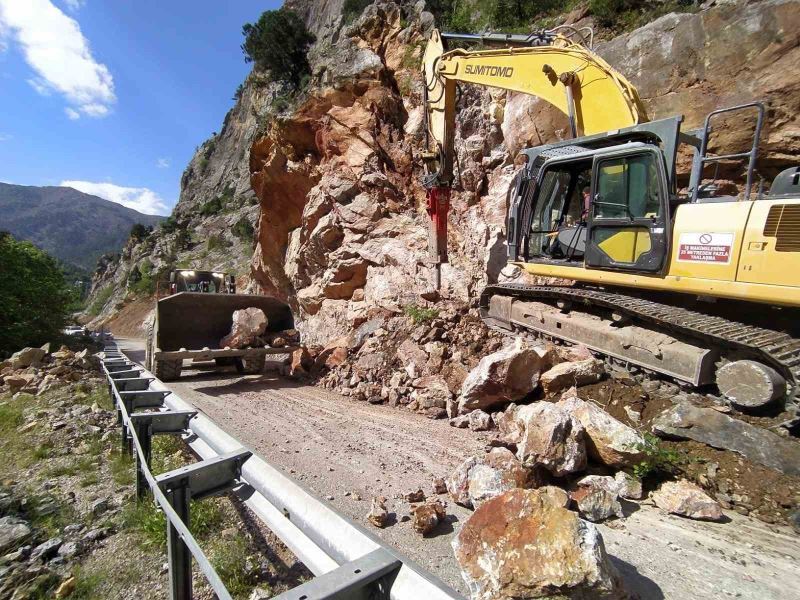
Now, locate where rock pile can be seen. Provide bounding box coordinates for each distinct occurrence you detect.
[0,344,101,397]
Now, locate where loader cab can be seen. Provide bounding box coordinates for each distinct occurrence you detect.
[168,270,236,295]
[511,140,672,274]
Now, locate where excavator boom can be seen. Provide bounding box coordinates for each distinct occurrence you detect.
[422,28,648,189]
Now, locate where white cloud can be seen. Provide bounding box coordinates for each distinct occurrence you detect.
[64,107,80,120]
[63,0,86,11]
[0,0,115,118]
[156,157,170,169]
[60,180,170,215]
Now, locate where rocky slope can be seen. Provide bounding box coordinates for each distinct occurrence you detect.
[86,0,800,344]
[0,183,163,273]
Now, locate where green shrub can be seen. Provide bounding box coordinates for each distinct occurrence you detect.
[0,232,73,355]
[241,9,315,88]
[343,0,373,23]
[403,304,440,325]
[232,217,255,242]
[160,216,180,234]
[129,223,152,241]
[207,234,231,252]
[632,433,686,480]
[87,285,114,316]
[200,196,224,216]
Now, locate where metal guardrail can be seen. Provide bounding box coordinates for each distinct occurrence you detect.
[100,343,464,600]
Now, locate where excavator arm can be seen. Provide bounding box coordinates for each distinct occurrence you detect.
[420,29,648,266]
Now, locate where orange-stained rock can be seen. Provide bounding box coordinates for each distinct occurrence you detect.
[452,488,626,600]
[447,448,534,509]
[652,480,724,522]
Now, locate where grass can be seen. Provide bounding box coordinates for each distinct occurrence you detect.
[210,536,262,599]
[403,304,439,325]
[110,449,136,486]
[70,568,106,599]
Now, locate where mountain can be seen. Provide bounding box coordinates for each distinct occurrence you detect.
[0,183,165,272]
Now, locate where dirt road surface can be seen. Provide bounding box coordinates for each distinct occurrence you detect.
[119,338,799,599]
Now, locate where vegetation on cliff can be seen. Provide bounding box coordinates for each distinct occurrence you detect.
[241,8,316,88]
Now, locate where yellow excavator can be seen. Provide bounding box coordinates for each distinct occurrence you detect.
[421,28,800,428]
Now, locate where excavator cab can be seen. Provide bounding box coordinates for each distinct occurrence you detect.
[512,132,672,276]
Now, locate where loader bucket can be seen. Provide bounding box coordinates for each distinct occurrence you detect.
[154,293,293,352]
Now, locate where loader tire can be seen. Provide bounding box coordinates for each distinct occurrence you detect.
[154,359,182,381]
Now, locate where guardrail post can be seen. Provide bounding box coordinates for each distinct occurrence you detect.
[132,420,153,499]
[163,482,192,600]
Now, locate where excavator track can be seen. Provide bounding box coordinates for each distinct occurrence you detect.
[480,283,800,427]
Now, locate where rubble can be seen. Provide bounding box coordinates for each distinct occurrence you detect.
[452,488,626,600]
[457,341,556,414]
[446,448,533,509]
[410,499,446,536]
[514,402,588,476]
[558,396,646,467]
[652,402,800,476]
[449,409,492,431]
[571,476,625,522]
[540,358,605,395]
[367,496,390,528]
[652,480,725,522]
[220,307,268,349]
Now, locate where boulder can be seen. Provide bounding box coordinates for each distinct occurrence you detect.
[571,476,624,522]
[367,496,390,528]
[540,358,604,395]
[652,402,800,476]
[558,397,645,467]
[289,347,313,377]
[220,308,267,349]
[614,471,644,500]
[0,516,32,554]
[9,347,46,369]
[411,499,446,536]
[492,403,525,444]
[515,402,587,476]
[411,376,452,410]
[396,339,428,378]
[452,488,626,600]
[652,480,724,522]
[447,448,533,509]
[316,337,350,370]
[4,374,34,394]
[458,341,556,414]
[449,409,493,431]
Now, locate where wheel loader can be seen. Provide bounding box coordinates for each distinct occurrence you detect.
[420,28,800,429]
[145,269,294,380]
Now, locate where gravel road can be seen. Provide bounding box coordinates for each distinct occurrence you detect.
[118,338,800,599]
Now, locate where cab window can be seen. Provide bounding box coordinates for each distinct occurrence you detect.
[594,153,661,220]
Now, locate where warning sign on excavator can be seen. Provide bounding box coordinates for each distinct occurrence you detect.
[677,232,734,264]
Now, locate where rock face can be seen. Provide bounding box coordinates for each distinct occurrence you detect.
[652,480,724,522]
[447,448,532,509]
[514,402,587,476]
[452,488,626,600]
[558,397,645,467]
[220,308,268,349]
[652,402,800,476]
[0,516,31,554]
[458,342,555,414]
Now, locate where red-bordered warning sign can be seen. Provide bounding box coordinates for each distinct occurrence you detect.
[677,232,734,264]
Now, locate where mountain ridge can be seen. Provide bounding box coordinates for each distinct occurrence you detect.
[0,182,165,273]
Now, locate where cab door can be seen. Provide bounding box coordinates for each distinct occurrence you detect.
[585,148,670,273]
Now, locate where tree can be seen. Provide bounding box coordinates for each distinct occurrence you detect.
[129,223,151,241]
[241,9,315,87]
[0,232,73,355]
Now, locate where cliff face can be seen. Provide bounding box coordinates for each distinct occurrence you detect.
[86,0,800,342]
[246,0,800,344]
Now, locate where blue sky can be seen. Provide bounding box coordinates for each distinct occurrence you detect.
[0,0,282,215]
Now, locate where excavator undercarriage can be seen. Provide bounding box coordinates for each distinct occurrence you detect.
[481,283,800,430]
